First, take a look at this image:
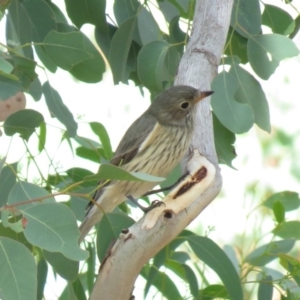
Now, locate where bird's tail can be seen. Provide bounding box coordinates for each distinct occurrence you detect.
[78,210,103,243]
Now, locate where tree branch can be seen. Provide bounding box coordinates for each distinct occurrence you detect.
[90,1,233,298]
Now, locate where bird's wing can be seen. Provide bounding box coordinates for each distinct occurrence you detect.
[89,111,156,205]
[111,111,156,166]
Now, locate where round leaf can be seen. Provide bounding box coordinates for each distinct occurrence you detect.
[211,71,254,134]
[3,109,44,141]
[248,34,300,80]
[0,237,37,300]
[22,203,89,261]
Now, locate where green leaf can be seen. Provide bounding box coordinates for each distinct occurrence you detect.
[68,32,105,83]
[245,239,295,266]
[43,31,93,71]
[22,0,57,42]
[84,164,165,183]
[166,260,198,298]
[224,28,248,64]
[258,275,273,300]
[55,22,106,83]
[6,0,33,58]
[263,191,300,212]
[59,278,86,300]
[66,167,95,187]
[113,0,140,26]
[11,55,37,90]
[273,221,300,240]
[65,0,106,29]
[37,255,48,300]
[137,41,171,92]
[97,212,135,262]
[211,71,254,134]
[42,81,78,137]
[168,0,194,19]
[90,122,113,160]
[141,266,182,299]
[0,237,37,300]
[0,55,13,73]
[22,203,88,260]
[109,17,136,84]
[0,163,17,209]
[75,147,102,163]
[3,109,44,141]
[229,64,270,132]
[262,5,295,35]
[213,113,236,168]
[95,23,117,60]
[34,45,57,73]
[48,2,68,24]
[273,201,285,223]
[43,250,79,281]
[73,135,101,150]
[28,77,42,101]
[0,222,32,251]
[188,235,243,300]
[198,284,230,299]
[137,7,161,45]
[69,187,92,221]
[0,73,22,99]
[231,0,261,38]
[158,1,180,23]
[7,181,55,211]
[248,34,300,80]
[38,121,46,152]
[279,253,300,287]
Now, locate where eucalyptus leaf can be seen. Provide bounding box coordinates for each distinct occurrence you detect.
[97,212,135,262]
[7,181,55,211]
[43,250,79,281]
[43,31,93,71]
[248,34,300,80]
[6,0,33,58]
[188,235,243,300]
[273,221,300,240]
[245,239,295,266]
[262,5,294,35]
[229,64,270,132]
[22,203,89,261]
[0,73,22,99]
[137,7,161,45]
[263,191,300,212]
[231,0,261,38]
[65,0,106,29]
[211,71,254,134]
[42,81,78,137]
[213,113,236,168]
[3,109,44,141]
[84,164,165,183]
[109,17,137,84]
[0,237,37,300]
[137,41,171,92]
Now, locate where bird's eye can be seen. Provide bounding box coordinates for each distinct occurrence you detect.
[180,102,190,109]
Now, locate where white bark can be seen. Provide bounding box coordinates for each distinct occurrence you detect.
[90,1,233,299]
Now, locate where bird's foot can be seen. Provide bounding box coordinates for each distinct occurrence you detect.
[143,172,190,196]
[127,195,165,213]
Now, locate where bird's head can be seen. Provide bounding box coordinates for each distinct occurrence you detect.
[149,85,213,127]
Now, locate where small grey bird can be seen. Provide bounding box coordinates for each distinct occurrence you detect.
[79,85,213,242]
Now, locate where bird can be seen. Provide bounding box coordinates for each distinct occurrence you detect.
[79,85,213,242]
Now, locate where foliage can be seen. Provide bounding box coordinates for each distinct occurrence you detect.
[0,0,299,299]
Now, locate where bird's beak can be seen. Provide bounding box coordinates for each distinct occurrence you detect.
[194,91,214,103]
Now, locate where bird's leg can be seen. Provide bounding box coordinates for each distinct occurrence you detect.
[143,172,190,196]
[127,195,165,213]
